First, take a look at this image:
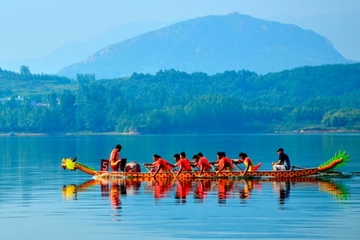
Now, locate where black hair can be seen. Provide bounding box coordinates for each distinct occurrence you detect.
[174,153,180,159]
[180,152,186,157]
[239,152,248,158]
[197,152,204,157]
[116,144,122,149]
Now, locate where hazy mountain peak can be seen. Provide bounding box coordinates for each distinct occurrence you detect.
[58,13,350,79]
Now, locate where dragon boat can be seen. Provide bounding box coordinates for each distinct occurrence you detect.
[61,151,350,181]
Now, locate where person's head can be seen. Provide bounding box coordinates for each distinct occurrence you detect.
[180,152,186,158]
[173,153,180,161]
[197,152,204,157]
[153,154,161,161]
[115,144,122,151]
[222,151,226,157]
[193,154,199,162]
[239,152,248,159]
[277,148,284,154]
[216,151,224,159]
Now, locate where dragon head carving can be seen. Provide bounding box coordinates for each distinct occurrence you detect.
[61,157,77,171]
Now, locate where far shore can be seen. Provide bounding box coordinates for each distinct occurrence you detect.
[1,129,359,137]
[0,131,140,137]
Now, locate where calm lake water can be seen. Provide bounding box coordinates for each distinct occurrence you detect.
[1,133,360,239]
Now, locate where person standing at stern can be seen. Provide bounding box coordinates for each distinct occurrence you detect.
[110,144,124,172]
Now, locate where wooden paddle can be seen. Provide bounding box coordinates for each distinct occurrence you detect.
[143,164,155,177]
[291,165,308,170]
[232,161,243,172]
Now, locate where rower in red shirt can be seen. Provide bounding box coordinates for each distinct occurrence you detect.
[193,152,211,176]
[143,154,173,178]
[215,152,233,175]
[174,152,193,178]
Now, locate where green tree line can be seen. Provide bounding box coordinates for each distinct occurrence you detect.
[0,63,360,133]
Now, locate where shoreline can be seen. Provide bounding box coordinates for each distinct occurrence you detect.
[1,129,359,137]
[0,131,140,137]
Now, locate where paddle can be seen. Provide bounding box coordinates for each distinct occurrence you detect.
[170,167,177,178]
[231,159,244,172]
[209,163,217,171]
[291,165,309,170]
[143,164,155,177]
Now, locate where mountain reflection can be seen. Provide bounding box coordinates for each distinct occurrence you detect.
[62,177,349,208]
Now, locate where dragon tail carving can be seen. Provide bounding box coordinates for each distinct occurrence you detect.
[317,150,350,172]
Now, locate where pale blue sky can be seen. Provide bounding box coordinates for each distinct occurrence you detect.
[1,0,360,62]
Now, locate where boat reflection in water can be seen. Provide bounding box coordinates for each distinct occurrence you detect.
[62,179,141,210]
[62,177,349,209]
[239,179,262,200]
[272,181,291,209]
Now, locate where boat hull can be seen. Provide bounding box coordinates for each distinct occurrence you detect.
[93,168,321,181]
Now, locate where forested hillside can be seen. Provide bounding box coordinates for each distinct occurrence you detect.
[0,66,72,99]
[1,63,360,134]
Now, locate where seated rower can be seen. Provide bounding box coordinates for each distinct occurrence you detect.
[210,152,233,175]
[233,152,261,176]
[173,152,193,178]
[143,154,173,178]
[193,152,211,176]
[209,152,221,169]
[272,148,291,171]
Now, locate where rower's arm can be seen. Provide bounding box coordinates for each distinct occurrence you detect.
[199,165,205,176]
[168,163,176,168]
[242,164,250,176]
[272,159,281,166]
[175,165,183,178]
[216,165,225,175]
[111,159,120,166]
[153,166,161,177]
[232,159,238,164]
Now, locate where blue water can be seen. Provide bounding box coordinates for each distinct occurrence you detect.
[1,134,360,239]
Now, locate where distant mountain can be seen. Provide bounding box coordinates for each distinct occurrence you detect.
[58,13,351,79]
[267,10,360,62]
[0,21,170,74]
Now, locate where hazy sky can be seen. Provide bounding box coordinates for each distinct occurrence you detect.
[1,0,360,62]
